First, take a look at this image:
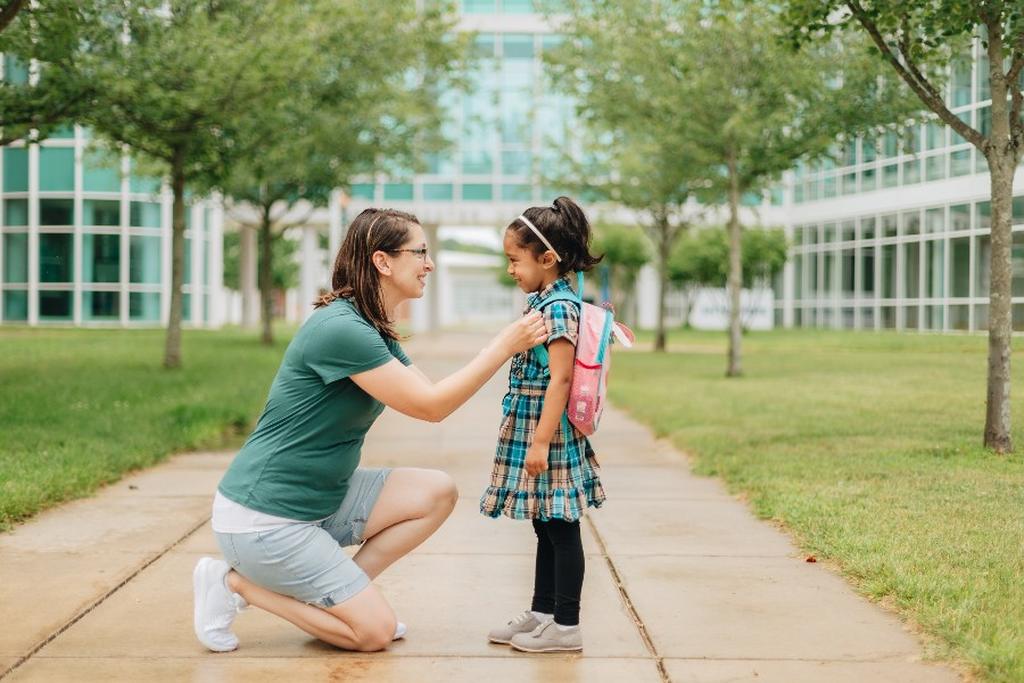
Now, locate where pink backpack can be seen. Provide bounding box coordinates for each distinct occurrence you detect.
[533,272,634,436]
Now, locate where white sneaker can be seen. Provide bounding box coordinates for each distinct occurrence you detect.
[394,621,407,640]
[193,557,242,652]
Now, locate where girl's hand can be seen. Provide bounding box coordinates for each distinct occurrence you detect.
[525,442,550,477]
[496,311,548,357]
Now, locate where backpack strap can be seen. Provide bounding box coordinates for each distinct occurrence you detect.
[530,275,582,368]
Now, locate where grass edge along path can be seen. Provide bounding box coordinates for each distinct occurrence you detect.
[609,329,1024,683]
[0,327,290,531]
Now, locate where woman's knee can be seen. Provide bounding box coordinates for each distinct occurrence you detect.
[352,614,397,652]
[431,470,458,510]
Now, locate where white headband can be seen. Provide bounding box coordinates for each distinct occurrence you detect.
[516,214,562,262]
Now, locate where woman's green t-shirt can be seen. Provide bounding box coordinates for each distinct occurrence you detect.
[218,298,411,520]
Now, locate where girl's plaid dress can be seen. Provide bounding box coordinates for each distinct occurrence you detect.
[480,275,606,522]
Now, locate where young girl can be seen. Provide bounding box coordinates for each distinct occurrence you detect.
[480,196,606,653]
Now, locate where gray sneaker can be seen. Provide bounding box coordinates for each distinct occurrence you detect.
[488,610,546,644]
[510,620,583,653]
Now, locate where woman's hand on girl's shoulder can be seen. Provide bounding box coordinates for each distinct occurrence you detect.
[496,311,547,357]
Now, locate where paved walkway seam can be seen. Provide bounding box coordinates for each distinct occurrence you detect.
[0,515,211,681]
[585,516,670,683]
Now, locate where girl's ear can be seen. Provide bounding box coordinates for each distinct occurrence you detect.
[540,250,559,270]
[371,251,392,276]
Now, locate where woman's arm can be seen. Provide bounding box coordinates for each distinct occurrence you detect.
[524,338,574,476]
[350,312,547,423]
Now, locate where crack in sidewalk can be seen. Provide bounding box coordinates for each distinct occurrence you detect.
[0,515,211,681]
[585,515,670,683]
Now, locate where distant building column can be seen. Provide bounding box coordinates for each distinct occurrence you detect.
[240,226,258,328]
[636,264,659,329]
[299,224,319,323]
[425,222,440,332]
[329,188,349,263]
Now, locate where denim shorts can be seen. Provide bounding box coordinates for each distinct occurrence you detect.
[215,467,390,608]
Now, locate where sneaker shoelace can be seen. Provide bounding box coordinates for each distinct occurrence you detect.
[509,611,534,627]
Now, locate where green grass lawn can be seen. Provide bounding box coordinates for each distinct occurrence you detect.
[0,326,291,531]
[610,329,1024,682]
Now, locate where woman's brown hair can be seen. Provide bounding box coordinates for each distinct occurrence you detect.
[313,207,420,340]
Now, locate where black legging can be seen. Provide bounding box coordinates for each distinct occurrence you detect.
[530,518,585,626]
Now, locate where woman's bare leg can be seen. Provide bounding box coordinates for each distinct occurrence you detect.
[226,571,396,652]
[353,467,458,579]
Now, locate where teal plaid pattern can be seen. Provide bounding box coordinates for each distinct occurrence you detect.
[480,275,606,522]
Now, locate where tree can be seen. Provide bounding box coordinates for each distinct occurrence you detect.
[670,227,787,328]
[81,1,318,368]
[220,1,464,345]
[780,2,1023,451]
[0,1,110,145]
[545,1,714,351]
[592,222,650,326]
[222,228,298,295]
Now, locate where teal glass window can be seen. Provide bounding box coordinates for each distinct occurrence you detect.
[2,290,28,321]
[350,184,374,200]
[462,150,492,174]
[83,233,120,283]
[3,55,29,84]
[39,147,75,191]
[861,138,876,163]
[129,236,161,283]
[39,233,73,282]
[501,184,531,201]
[40,199,74,225]
[129,292,161,321]
[951,58,972,107]
[38,291,72,320]
[882,164,899,187]
[184,237,192,285]
[462,184,493,201]
[950,204,970,231]
[951,149,971,176]
[861,168,876,191]
[502,150,531,175]
[82,291,119,321]
[463,0,496,15]
[425,152,455,175]
[903,158,921,184]
[129,174,161,194]
[503,34,534,59]
[423,183,453,200]
[383,183,414,201]
[84,199,120,226]
[183,293,192,321]
[3,148,28,192]
[926,154,946,181]
[4,198,28,226]
[503,0,533,13]
[473,33,497,57]
[130,201,161,228]
[49,124,75,140]
[3,233,28,282]
[83,150,122,192]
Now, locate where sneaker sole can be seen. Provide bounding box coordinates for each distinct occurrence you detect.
[488,636,513,645]
[193,558,238,653]
[510,642,583,653]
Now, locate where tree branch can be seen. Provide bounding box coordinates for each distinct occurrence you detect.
[846,0,986,149]
[0,0,25,33]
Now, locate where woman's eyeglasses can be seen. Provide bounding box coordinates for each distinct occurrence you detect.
[389,248,429,260]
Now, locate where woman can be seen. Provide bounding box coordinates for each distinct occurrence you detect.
[193,208,547,653]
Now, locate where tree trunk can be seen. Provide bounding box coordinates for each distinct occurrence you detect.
[163,151,186,369]
[654,212,670,352]
[259,203,275,346]
[725,150,743,378]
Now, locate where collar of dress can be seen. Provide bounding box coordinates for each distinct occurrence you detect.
[527,274,574,310]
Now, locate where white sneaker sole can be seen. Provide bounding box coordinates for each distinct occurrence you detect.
[193,558,238,653]
[510,641,583,653]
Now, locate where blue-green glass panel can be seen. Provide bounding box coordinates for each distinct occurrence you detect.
[82,291,119,320]
[84,199,120,226]
[951,149,971,176]
[3,233,28,282]
[83,233,120,283]
[39,199,74,226]
[129,292,161,321]
[183,237,192,285]
[383,183,414,201]
[462,184,493,201]
[39,233,73,282]
[38,291,72,320]
[183,293,192,321]
[541,34,563,52]
[426,153,455,175]
[130,201,161,228]
[503,34,534,59]
[38,147,75,191]
[423,183,453,200]
[2,290,28,321]
[501,184,531,201]
[3,148,28,192]
[503,0,534,13]
[502,150,531,175]
[463,0,496,14]
[350,183,374,200]
[741,191,762,207]
[49,124,75,139]
[129,174,161,194]
[462,150,492,174]
[83,151,121,192]
[473,33,496,57]
[129,235,161,284]
[3,56,29,84]
[4,198,28,226]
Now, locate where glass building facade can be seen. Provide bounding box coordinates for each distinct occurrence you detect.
[0,56,223,327]
[777,40,1024,332]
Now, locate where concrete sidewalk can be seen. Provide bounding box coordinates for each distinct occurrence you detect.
[1,334,961,682]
